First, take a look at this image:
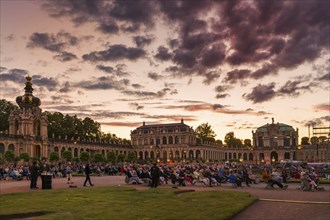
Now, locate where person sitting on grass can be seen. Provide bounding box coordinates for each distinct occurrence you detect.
[262,169,288,190]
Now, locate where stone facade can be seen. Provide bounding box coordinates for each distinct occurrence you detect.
[0,77,328,164]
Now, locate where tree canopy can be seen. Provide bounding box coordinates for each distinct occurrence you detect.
[46,111,130,144]
[224,132,243,147]
[195,123,216,143]
[0,99,18,132]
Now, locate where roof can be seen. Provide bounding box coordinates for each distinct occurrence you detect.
[256,123,295,132]
[136,123,190,130]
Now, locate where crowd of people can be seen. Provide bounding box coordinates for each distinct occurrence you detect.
[0,160,328,191]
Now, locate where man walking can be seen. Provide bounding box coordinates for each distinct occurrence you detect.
[150,162,160,188]
[83,163,94,187]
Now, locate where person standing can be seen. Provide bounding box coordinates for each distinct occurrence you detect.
[66,162,74,184]
[150,162,160,188]
[29,161,39,189]
[83,163,94,187]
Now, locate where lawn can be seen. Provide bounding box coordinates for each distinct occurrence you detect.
[0,186,256,220]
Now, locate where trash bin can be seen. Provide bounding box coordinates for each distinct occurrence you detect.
[41,174,52,189]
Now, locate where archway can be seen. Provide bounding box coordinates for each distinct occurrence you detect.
[270,151,278,163]
[34,145,41,159]
[163,151,167,161]
[74,148,78,157]
[144,151,149,159]
[169,151,173,160]
[139,151,143,159]
[189,150,194,159]
[196,150,201,159]
[181,150,187,159]
[284,152,290,160]
[0,143,5,155]
[249,153,253,161]
[259,153,265,163]
[243,153,247,161]
[175,150,180,159]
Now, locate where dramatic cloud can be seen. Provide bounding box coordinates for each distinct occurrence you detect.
[82,44,146,62]
[129,102,144,110]
[122,87,177,98]
[161,102,268,116]
[214,85,231,99]
[243,83,276,103]
[0,68,29,83]
[53,52,78,62]
[31,75,58,91]
[148,72,163,81]
[278,80,312,97]
[96,64,130,77]
[133,35,154,47]
[27,31,78,52]
[74,76,129,90]
[154,46,172,61]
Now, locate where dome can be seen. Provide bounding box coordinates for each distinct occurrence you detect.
[16,76,41,108]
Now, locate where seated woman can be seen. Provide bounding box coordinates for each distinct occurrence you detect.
[228,170,242,187]
[124,168,142,184]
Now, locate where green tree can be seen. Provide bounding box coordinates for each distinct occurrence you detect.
[49,152,60,163]
[310,136,318,145]
[62,150,72,162]
[80,151,90,162]
[19,152,30,162]
[0,99,19,132]
[215,140,223,146]
[224,132,243,147]
[318,136,327,143]
[117,154,125,163]
[195,123,216,143]
[243,139,252,149]
[4,150,15,162]
[94,153,105,163]
[107,151,116,163]
[301,137,310,145]
[127,151,137,162]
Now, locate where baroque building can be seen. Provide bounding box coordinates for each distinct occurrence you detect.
[0,76,328,164]
[252,118,299,164]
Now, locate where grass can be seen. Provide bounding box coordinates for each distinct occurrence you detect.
[0,186,256,220]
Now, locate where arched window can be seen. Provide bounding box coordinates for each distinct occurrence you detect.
[169,136,173,144]
[248,153,253,161]
[8,144,15,152]
[162,136,167,144]
[243,153,247,161]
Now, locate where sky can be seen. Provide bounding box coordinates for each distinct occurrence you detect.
[0,0,329,142]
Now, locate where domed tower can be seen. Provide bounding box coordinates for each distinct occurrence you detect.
[8,76,48,138]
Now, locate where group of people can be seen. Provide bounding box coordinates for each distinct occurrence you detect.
[0,160,326,192]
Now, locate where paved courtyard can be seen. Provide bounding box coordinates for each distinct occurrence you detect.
[1,176,329,220]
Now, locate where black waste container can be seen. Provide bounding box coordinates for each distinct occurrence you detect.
[41,174,52,189]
